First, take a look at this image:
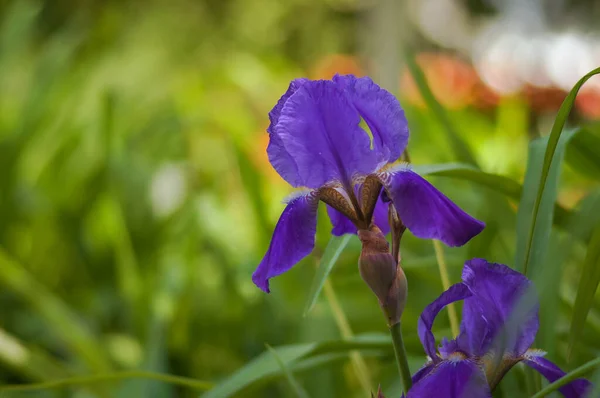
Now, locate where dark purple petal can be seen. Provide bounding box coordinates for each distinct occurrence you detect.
[326,205,356,236]
[457,259,539,357]
[523,351,592,398]
[267,78,309,135]
[418,283,472,361]
[333,75,409,164]
[379,168,485,247]
[268,80,380,188]
[407,359,491,398]
[252,191,319,292]
[326,186,391,236]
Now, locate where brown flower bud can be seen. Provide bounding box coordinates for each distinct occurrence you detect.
[358,225,408,326]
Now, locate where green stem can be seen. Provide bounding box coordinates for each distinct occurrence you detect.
[0,371,214,392]
[432,240,459,337]
[530,357,600,398]
[389,322,412,393]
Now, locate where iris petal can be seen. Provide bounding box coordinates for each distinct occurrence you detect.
[379,168,485,247]
[418,283,472,360]
[457,259,539,357]
[523,351,591,397]
[268,79,380,189]
[407,359,491,398]
[326,187,391,236]
[252,191,319,292]
[333,74,409,165]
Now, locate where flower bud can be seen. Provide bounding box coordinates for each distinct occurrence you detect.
[358,225,408,326]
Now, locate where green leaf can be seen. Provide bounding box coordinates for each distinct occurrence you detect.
[303,235,353,315]
[520,67,600,276]
[413,163,522,199]
[202,344,316,398]
[404,52,478,166]
[201,335,396,398]
[515,130,575,275]
[530,356,600,398]
[413,163,571,231]
[266,344,310,398]
[568,223,600,358]
[565,127,600,180]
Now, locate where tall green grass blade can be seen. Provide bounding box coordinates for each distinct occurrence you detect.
[303,235,353,315]
[520,67,600,276]
[266,344,311,398]
[0,248,112,373]
[568,223,600,358]
[515,131,574,275]
[565,127,600,180]
[404,52,478,166]
[529,356,600,398]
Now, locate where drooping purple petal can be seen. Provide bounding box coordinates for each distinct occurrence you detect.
[457,259,539,357]
[379,168,485,247]
[523,351,592,398]
[268,80,381,189]
[327,205,357,236]
[252,191,319,292]
[333,74,409,165]
[407,359,491,398]
[418,283,472,361]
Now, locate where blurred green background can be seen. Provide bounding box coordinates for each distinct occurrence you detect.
[0,0,599,397]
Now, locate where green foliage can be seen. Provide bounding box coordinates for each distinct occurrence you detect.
[0,1,599,397]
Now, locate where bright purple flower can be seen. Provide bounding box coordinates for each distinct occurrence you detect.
[409,258,591,397]
[253,75,485,292]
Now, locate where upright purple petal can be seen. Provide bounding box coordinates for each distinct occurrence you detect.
[267,78,309,134]
[523,351,592,398]
[333,75,409,164]
[457,259,539,357]
[418,283,472,361]
[267,79,309,185]
[407,359,491,398]
[379,168,485,247]
[268,80,380,188]
[252,191,319,292]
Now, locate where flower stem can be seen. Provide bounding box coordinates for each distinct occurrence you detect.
[433,240,460,337]
[389,322,412,393]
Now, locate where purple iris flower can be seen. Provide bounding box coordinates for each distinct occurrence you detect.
[252,75,485,292]
[408,258,591,397]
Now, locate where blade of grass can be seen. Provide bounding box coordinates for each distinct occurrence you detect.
[432,240,459,337]
[0,248,112,373]
[0,371,213,393]
[521,67,600,276]
[323,279,373,395]
[568,223,600,358]
[303,235,353,315]
[515,131,575,275]
[529,356,600,398]
[404,51,478,166]
[266,344,310,398]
